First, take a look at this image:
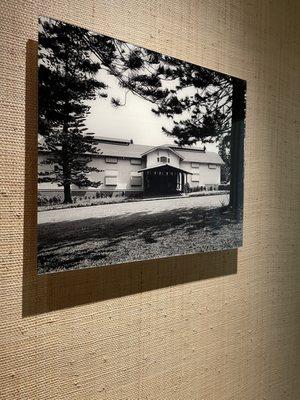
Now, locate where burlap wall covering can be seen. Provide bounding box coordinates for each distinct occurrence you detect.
[0,1,299,399]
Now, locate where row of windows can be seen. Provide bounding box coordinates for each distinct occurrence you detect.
[191,170,218,182]
[104,171,216,185]
[192,162,217,169]
[157,156,170,163]
[105,156,217,170]
[105,157,142,165]
[105,174,142,187]
[106,156,172,164]
[105,174,218,186]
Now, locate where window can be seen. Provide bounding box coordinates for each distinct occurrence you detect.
[130,158,142,165]
[208,164,217,169]
[131,176,142,186]
[157,157,159,162]
[105,157,118,164]
[105,176,117,186]
[105,170,118,186]
[191,174,200,182]
[167,158,170,163]
[160,156,167,163]
[191,162,199,168]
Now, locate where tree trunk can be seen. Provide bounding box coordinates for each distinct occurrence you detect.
[63,182,72,204]
[62,150,72,204]
[229,77,246,213]
[61,130,72,203]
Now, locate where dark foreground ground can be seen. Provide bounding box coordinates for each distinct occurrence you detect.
[38,199,242,273]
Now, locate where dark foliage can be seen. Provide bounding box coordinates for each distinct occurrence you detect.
[39,17,246,208]
[83,27,246,209]
[38,18,108,203]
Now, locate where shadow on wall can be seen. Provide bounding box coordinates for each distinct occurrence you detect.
[22,40,238,317]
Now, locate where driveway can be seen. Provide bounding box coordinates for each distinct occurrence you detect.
[38,194,229,224]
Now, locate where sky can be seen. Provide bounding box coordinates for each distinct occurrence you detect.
[85,69,218,152]
[39,16,220,152]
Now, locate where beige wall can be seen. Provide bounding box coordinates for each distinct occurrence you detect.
[0,1,299,399]
[89,156,144,192]
[182,161,221,186]
[38,151,221,193]
[146,149,181,168]
[38,154,144,193]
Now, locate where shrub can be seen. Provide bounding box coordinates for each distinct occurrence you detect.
[183,182,190,194]
[38,196,48,206]
[38,194,64,206]
[52,196,61,204]
[218,184,230,190]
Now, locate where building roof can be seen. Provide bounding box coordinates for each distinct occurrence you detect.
[140,145,185,160]
[174,148,224,164]
[94,136,133,145]
[38,136,224,165]
[94,141,224,165]
[95,142,151,158]
[138,164,192,174]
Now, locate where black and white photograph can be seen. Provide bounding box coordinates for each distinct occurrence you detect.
[37,16,246,274]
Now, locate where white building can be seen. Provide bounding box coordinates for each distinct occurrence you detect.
[38,137,224,197]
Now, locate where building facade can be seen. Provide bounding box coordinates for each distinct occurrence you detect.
[38,137,224,197]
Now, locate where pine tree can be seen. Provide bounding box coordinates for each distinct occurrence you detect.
[39,18,246,209]
[218,137,230,184]
[86,39,246,210]
[85,38,246,210]
[38,17,108,203]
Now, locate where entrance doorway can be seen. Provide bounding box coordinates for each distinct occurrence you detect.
[142,165,191,195]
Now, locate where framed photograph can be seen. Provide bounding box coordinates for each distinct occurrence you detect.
[37,16,246,273]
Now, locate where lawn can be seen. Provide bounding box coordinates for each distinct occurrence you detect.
[38,204,242,273]
[38,190,229,211]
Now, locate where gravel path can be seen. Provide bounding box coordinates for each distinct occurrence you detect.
[38,194,229,224]
[38,193,241,273]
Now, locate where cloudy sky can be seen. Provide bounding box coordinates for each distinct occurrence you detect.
[85,69,218,152]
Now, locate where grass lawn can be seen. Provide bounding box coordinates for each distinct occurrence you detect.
[38,205,242,273]
[38,190,229,211]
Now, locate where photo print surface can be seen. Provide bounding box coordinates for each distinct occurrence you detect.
[38,16,246,273]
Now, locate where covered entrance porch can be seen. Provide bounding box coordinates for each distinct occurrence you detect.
[138,164,192,195]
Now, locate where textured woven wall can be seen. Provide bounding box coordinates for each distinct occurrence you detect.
[0,1,299,399]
